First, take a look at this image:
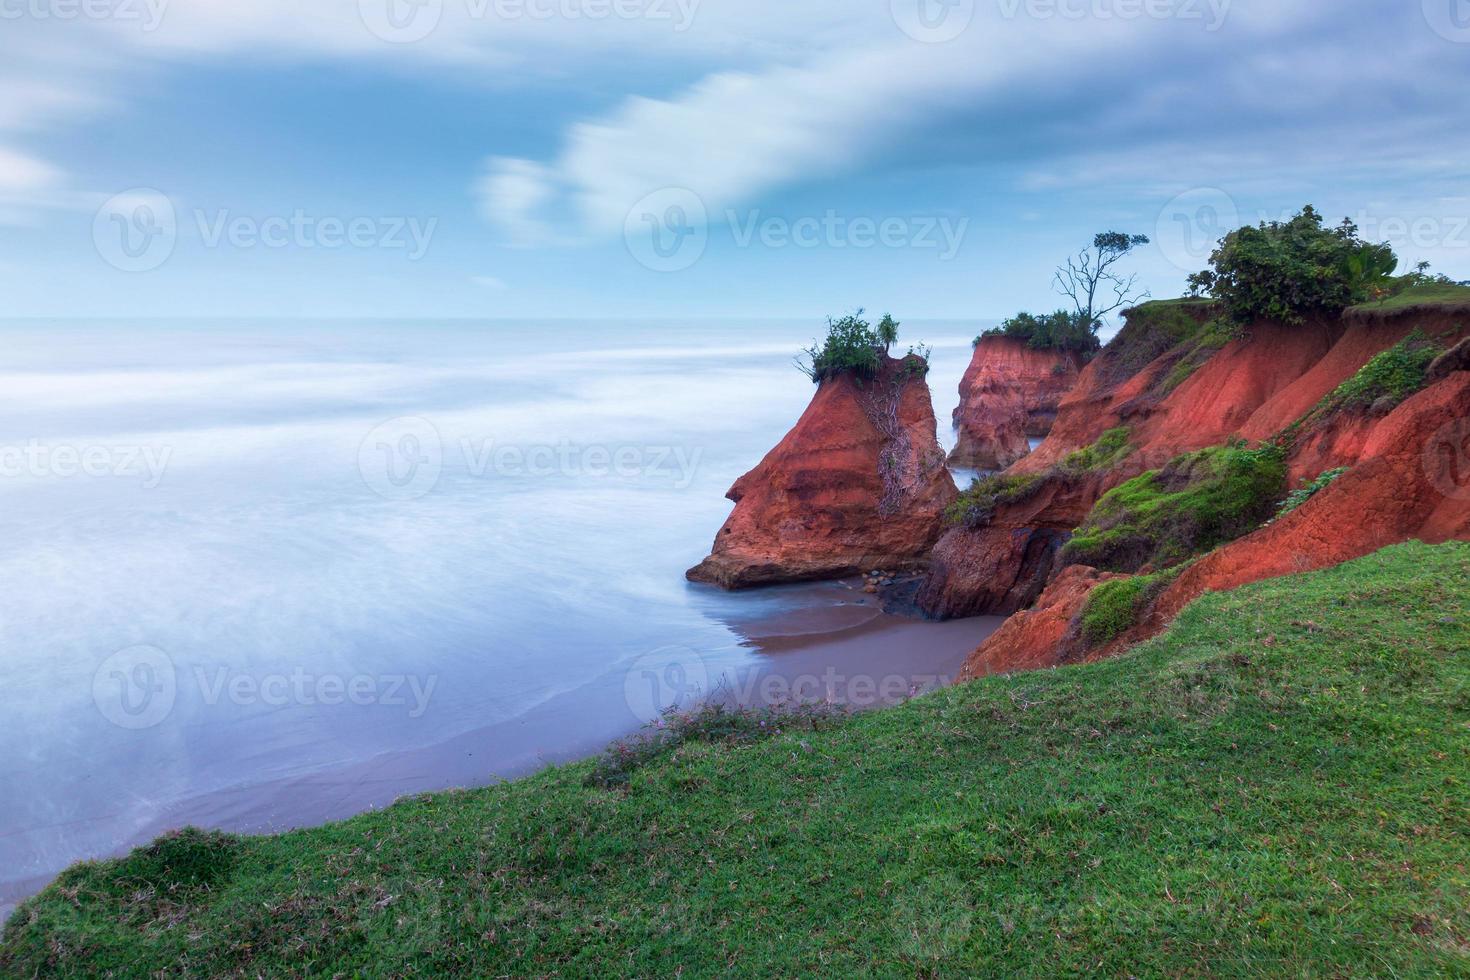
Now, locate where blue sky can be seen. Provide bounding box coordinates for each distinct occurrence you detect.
[1,0,1468,320]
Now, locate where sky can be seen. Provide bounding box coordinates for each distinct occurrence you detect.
[1,0,1468,320]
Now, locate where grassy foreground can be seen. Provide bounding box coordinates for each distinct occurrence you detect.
[5,543,1469,977]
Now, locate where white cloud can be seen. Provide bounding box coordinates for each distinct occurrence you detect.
[472,1,1340,240]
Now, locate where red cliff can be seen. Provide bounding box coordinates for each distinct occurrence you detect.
[959,346,1470,678]
[948,337,1081,470]
[687,354,956,589]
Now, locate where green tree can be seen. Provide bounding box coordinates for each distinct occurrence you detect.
[876,313,900,352]
[1187,206,1399,323]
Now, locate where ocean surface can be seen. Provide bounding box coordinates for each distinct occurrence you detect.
[0,319,1002,916]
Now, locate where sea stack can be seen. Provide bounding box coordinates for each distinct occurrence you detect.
[948,336,1081,471]
[687,353,956,589]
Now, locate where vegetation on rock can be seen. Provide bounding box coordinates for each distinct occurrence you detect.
[1062,442,1286,574]
[1188,205,1399,324]
[1058,426,1132,475]
[979,310,1100,357]
[1284,332,1443,442]
[945,473,1044,528]
[1274,467,1349,521]
[5,543,1466,977]
[797,310,910,383]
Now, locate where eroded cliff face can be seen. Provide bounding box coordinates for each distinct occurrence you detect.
[686,354,956,589]
[947,337,1081,471]
[958,325,1470,678]
[919,303,1465,622]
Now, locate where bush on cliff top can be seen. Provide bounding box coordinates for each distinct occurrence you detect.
[1062,442,1286,574]
[6,542,1467,977]
[1187,205,1398,324]
[798,310,906,383]
[979,310,1100,357]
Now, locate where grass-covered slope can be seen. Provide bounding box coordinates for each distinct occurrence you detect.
[5,542,1469,977]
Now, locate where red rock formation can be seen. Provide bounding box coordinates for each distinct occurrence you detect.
[687,354,956,589]
[957,565,1123,679]
[959,364,1470,677]
[947,337,1081,470]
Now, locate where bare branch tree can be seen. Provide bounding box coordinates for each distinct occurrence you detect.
[1053,231,1151,327]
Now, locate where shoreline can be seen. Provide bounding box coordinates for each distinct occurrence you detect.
[1,593,1002,923]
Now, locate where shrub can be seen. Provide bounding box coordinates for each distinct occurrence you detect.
[1285,332,1442,441]
[945,473,1044,528]
[1062,442,1286,573]
[980,310,1101,357]
[587,700,847,789]
[1187,206,1399,324]
[1274,467,1348,521]
[798,310,901,383]
[1059,427,1132,474]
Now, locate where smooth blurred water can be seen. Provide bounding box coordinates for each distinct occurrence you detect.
[0,318,995,912]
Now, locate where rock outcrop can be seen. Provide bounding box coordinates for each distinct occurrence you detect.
[959,357,1470,677]
[947,337,1081,470]
[919,301,1469,621]
[687,354,956,589]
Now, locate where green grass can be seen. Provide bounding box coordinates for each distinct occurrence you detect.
[946,472,1043,528]
[1058,426,1132,475]
[5,542,1469,977]
[1078,575,1151,646]
[1062,442,1286,573]
[1350,280,1470,312]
